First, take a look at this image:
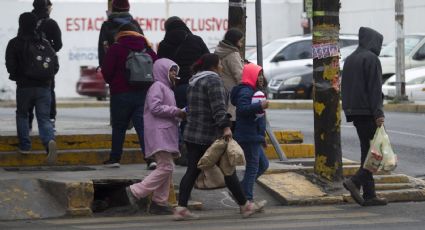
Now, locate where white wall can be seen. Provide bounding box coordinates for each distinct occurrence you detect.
[0,0,302,99]
[340,0,425,43]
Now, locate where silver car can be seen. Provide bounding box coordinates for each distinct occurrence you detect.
[248,35,358,81]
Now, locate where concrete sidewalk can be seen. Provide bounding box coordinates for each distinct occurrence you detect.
[0,98,424,221]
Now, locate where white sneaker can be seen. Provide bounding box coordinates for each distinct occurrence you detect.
[147,162,157,170]
[46,140,57,165]
[253,200,267,213]
[240,201,262,218]
[17,148,31,155]
[173,206,199,221]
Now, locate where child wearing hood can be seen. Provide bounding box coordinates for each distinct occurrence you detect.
[230,63,270,206]
[125,58,186,215]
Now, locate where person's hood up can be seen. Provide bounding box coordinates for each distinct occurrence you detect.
[153,58,179,88]
[358,27,383,56]
[214,40,239,59]
[163,19,192,46]
[116,32,147,51]
[241,63,262,89]
[188,71,219,86]
[18,12,37,37]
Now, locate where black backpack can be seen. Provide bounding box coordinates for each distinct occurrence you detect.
[22,37,57,81]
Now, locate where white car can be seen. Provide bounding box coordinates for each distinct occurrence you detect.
[248,35,358,81]
[382,66,425,101]
[379,34,425,81]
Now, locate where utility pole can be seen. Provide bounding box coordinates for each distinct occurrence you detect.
[303,0,313,34]
[395,0,407,101]
[253,0,287,161]
[228,0,247,57]
[312,0,342,181]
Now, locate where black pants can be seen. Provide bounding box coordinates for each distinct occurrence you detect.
[351,117,377,200]
[178,142,247,207]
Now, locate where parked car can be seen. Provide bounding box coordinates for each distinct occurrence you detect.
[267,65,313,99]
[382,66,425,101]
[267,44,358,99]
[248,34,358,81]
[379,34,425,81]
[76,66,108,101]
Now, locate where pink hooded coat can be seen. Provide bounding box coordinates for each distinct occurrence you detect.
[143,58,181,159]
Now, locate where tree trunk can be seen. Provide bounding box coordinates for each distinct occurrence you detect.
[228,0,247,57]
[312,0,343,181]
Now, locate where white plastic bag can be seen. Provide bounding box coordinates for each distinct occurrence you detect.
[363,126,397,173]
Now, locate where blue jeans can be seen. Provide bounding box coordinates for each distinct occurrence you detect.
[240,142,269,200]
[16,87,54,151]
[110,91,146,161]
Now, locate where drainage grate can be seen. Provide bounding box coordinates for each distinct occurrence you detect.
[3,166,97,172]
[92,179,141,213]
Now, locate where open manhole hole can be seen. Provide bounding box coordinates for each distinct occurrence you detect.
[3,166,97,172]
[92,179,142,214]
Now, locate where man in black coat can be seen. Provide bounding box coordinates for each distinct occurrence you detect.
[341,27,387,207]
[157,17,209,166]
[5,12,58,164]
[30,0,62,131]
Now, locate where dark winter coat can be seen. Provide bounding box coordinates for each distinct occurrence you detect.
[32,9,62,52]
[98,12,143,66]
[341,27,385,120]
[230,64,266,143]
[5,33,59,88]
[157,20,209,85]
[101,34,157,95]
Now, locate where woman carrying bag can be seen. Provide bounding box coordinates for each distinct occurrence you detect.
[174,54,263,221]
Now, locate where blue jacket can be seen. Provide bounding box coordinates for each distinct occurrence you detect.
[230,63,266,143]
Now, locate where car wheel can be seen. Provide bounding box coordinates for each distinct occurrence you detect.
[96,96,106,101]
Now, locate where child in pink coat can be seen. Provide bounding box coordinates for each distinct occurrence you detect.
[126,58,186,215]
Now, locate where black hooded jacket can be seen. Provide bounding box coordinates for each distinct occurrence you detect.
[32,9,62,52]
[5,23,58,88]
[341,27,384,120]
[157,20,209,85]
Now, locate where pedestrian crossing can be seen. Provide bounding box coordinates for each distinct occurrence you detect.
[42,205,419,230]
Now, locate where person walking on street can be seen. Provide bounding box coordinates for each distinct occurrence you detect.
[126,59,185,215]
[5,12,58,164]
[29,0,62,132]
[341,27,388,207]
[231,63,269,206]
[157,16,210,166]
[101,23,157,168]
[173,54,263,221]
[214,28,244,131]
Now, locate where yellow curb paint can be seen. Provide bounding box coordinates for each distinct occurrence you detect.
[0,149,145,167]
[374,174,410,184]
[168,181,177,205]
[0,134,141,151]
[265,144,315,159]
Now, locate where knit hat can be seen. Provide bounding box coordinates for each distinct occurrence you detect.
[224,28,244,48]
[19,12,37,33]
[112,0,130,11]
[33,0,51,9]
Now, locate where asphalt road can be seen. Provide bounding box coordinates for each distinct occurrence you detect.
[267,109,425,178]
[2,203,425,230]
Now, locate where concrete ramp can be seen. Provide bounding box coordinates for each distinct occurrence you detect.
[0,179,66,220]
